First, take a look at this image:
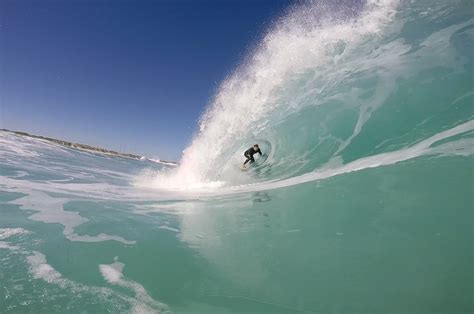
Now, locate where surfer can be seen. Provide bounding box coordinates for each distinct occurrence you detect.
[243,144,262,166]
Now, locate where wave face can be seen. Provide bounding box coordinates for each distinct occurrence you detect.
[143,0,473,191]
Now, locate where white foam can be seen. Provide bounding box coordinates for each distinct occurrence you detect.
[159,225,180,233]
[99,263,124,284]
[27,251,63,284]
[148,158,178,167]
[0,241,18,250]
[69,233,135,244]
[0,228,30,240]
[0,134,41,158]
[99,258,169,313]
[0,228,29,252]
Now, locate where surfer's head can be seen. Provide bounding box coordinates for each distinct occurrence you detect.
[253,144,259,151]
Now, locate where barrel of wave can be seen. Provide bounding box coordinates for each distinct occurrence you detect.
[213,139,274,184]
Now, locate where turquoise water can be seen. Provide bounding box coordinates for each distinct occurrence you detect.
[1,0,473,312]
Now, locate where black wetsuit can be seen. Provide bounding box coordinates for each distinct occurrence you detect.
[243,147,262,165]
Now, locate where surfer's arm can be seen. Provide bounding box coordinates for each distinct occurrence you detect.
[258,149,262,156]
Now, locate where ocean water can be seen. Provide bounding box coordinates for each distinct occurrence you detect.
[1,0,473,312]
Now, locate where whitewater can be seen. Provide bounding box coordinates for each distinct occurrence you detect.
[1,0,473,312]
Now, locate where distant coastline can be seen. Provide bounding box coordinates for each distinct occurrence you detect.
[1,129,178,166]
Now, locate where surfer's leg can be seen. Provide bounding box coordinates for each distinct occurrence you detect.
[244,156,255,166]
[243,153,251,165]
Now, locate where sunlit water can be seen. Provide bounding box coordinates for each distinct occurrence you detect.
[1,0,473,312]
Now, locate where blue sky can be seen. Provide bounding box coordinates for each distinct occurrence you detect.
[0,0,292,160]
